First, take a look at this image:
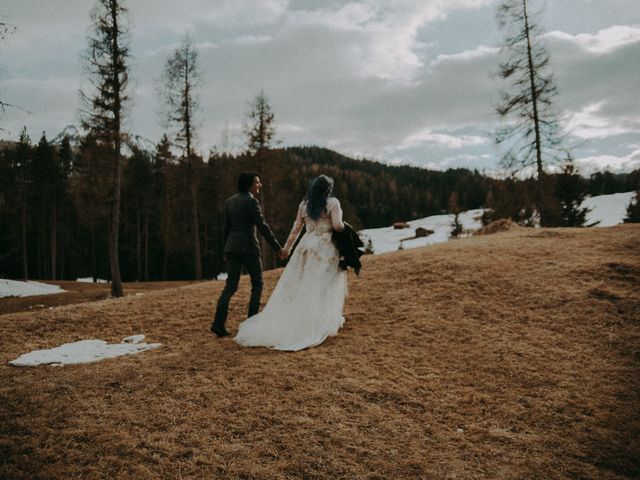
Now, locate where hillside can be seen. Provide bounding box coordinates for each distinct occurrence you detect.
[1,224,639,479]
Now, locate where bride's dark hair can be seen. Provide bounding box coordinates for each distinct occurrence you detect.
[306,175,334,220]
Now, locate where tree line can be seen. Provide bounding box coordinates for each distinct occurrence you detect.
[0,134,490,282]
[1,133,638,282]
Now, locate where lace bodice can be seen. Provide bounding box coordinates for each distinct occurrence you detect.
[284,197,344,253]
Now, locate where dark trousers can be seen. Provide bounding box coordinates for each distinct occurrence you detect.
[213,253,263,329]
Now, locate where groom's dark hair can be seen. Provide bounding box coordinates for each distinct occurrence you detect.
[238,172,259,192]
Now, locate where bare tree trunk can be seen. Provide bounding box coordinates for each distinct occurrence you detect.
[21,192,28,280]
[51,197,57,280]
[109,154,124,294]
[190,179,202,280]
[136,200,141,281]
[522,0,545,223]
[162,173,171,280]
[60,228,65,280]
[91,225,97,283]
[184,63,202,281]
[144,210,149,281]
[38,206,44,279]
[162,200,170,280]
[109,1,124,297]
[522,1,542,176]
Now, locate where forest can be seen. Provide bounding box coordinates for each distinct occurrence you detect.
[1,132,638,282]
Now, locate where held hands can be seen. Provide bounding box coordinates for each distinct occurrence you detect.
[277,249,289,261]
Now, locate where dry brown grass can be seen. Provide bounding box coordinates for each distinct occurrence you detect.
[1,225,639,479]
[0,280,195,315]
[473,218,521,236]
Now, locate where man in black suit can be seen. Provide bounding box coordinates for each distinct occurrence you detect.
[211,172,287,337]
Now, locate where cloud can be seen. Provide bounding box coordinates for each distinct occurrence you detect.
[543,27,640,155]
[544,24,640,54]
[2,1,639,174]
[430,45,499,65]
[564,102,640,139]
[575,147,640,174]
[398,128,487,149]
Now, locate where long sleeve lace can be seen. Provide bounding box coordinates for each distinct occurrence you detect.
[284,202,305,254]
[329,198,345,232]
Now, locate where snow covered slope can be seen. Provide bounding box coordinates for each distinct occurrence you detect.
[359,191,636,254]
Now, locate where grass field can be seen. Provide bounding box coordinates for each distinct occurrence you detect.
[1,225,639,479]
[0,280,195,316]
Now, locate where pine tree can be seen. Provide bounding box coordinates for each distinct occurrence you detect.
[244,90,278,268]
[160,36,203,280]
[448,191,463,238]
[555,156,591,227]
[80,0,131,296]
[495,0,563,226]
[245,90,276,158]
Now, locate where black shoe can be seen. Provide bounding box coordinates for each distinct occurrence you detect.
[210,323,230,338]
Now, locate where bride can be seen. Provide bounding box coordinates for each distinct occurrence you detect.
[234,175,348,351]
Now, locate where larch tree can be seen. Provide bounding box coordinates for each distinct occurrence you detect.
[245,90,276,160]
[244,90,278,268]
[495,0,563,226]
[80,0,130,296]
[244,91,276,199]
[160,36,202,280]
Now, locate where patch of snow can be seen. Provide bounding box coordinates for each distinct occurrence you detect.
[76,277,109,283]
[0,279,66,298]
[583,191,636,227]
[359,191,636,255]
[359,209,484,254]
[9,335,161,367]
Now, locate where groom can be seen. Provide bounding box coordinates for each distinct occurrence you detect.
[211,172,287,337]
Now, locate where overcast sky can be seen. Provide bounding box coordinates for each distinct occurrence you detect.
[1,0,639,174]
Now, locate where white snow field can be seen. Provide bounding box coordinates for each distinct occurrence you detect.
[359,191,636,254]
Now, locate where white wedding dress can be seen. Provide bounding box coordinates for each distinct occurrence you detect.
[234,197,347,351]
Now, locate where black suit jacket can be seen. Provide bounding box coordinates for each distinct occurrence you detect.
[222,192,282,256]
[332,222,364,275]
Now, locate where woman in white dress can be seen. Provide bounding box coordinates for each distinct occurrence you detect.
[234,175,347,351]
